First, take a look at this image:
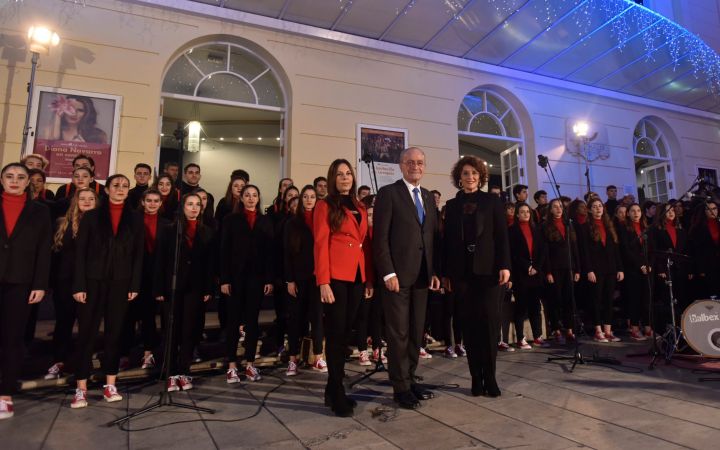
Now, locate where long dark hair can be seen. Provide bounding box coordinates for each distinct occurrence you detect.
[544,198,575,242]
[623,203,647,233]
[66,95,107,144]
[282,185,299,214]
[223,176,246,214]
[272,177,293,210]
[325,159,359,233]
[179,192,203,229]
[240,184,263,214]
[653,202,679,231]
[513,202,534,229]
[587,198,618,244]
[288,185,317,255]
[689,200,718,232]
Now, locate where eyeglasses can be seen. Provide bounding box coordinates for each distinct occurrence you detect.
[403,160,425,168]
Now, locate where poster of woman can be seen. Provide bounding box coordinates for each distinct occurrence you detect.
[26,87,121,182]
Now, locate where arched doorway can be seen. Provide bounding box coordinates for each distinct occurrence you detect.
[160,40,288,206]
[634,117,676,203]
[458,88,525,197]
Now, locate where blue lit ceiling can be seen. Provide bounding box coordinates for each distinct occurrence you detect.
[185,0,720,113]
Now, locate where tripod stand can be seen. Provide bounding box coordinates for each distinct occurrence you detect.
[109,219,214,427]
[537,155,618,371]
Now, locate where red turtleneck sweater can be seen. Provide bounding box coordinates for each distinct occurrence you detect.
[519,220,533,255]
[2,192,26,236]
[186,219,198,248]
[110,202,123,236]
[594,218,606,246]
[708,218,720,245]
[576,214,587,225]
[303,209,313,229]
[144,213,158,253]
[553,217,565,240]
[632,221,643,243]
[506,215,514,227]
[666,220,677,248]
[245,209,257,230]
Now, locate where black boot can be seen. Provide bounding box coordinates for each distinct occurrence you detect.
[471,377,485,397]
[483,377,501,397]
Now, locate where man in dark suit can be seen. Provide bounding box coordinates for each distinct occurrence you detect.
[373,147,440,410]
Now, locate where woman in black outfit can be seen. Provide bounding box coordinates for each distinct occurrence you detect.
[650,202,690,327]
[619,203,652,340]
[578,198,624,343]
[214,176,246,231]
[154,192,215,391]
[220,184,274,383]
[284,186,327,375]
[153,173,180,221]
[541,198,580,344]
[508,202,548,349]
[0,163,52,420]
[441,156,510,397]
[71,174,144,409]
[45,187,99,380]
[688,200,720,299]
[273,185,299,355]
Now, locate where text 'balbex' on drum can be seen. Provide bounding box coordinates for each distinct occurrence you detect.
[681,299,720,358]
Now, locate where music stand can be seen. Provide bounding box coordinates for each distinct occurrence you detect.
[108,218,214,427]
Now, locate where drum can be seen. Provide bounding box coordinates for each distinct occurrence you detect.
[681,299,720,358]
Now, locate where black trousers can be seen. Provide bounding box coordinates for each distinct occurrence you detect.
[122,276,159,354]
[287,278,323,356]
[324,279,362,392]
[499,288,513,343]
[74,279,131,380]
[274,280,288,350]
[513,280,543,341]
[456,275,501,385]
[164,290,202,375]
[354,295,371,352]
[589,273,616,326]
[545,271,573,331]
[52,280,77,363]
[226,276,263,364]
[0,283,31,396]
[624,272,650,325]
[443,289,463,346]
[369,294,385,350]
[381,279,427,394]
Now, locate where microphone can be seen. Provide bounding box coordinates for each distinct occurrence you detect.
[537,155,549,169]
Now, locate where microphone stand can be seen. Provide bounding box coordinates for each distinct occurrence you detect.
[109,217,214,426]
[537,156,618,371]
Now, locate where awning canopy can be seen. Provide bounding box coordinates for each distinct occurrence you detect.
[186,0,720,113]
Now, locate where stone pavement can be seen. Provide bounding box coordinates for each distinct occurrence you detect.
[3,339,720,450]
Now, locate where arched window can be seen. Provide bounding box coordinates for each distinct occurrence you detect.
[162,42,285,108]
[458,90,522,139]
[634,118,674,203]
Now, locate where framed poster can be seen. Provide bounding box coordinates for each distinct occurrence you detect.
[698,166,719,186]
[356,124,408,191]
[25,86,122,183]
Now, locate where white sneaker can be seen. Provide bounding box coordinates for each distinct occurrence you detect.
[167,376,179,392]
[0,399,14,419]
[70,389,88,409]
[312,358,328,373]
[358,350,372,366]
[103,384,122,403]
[517,338,532,350]
[419,347,433,359]
[245,365,262,382]
[226,367,241,384]
[45,362,64,380]
[177,375,193,391]
[141,354,155,369]
[286,361,298,376]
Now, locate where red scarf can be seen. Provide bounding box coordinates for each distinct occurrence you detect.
[144,213,158,253]
[2,192,26,236]
[186,219,198,248]
[519,221,533,255]
[110,202,124,236]
[244,209,257,230]
[506,215,514,227]
[553,217,565,240]
[666,220,677,248]
[632,221,643,244]
[303,209,313,229]
[594,218,606,246]
[708,218,720,245]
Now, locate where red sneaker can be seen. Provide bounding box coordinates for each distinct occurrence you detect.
[167,376,179,392]
[103,384,122,403]
[593,332,609,343]
[0,399,14,419]
[177,375,193,391]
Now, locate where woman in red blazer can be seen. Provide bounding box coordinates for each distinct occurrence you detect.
[314,158,373,417]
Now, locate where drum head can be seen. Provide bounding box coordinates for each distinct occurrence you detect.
[681,299,720,358]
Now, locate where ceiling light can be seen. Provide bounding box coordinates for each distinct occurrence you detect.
[276,137,280,141]
[238,137,243,141]
[257,137,262,141]
[219,137,224,141]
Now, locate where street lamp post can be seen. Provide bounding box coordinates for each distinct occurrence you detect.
[21,26,60,158]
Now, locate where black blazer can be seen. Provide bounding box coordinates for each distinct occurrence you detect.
[73,201,144,293]
[618,225,650,276]
[142,215,171,284]
[442,190,511,280]
[539,220,579,276]
[220,211,274,286]
[51,222,76,285]
[649,225,688,275]
[688,221,720,276]
[0,195,51,290]
[159,189,181,221]
[508,222,547,286]
[153,221,215,297]
[283,215,314,283]
[578,222,623,275]
[373,179,439,286]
